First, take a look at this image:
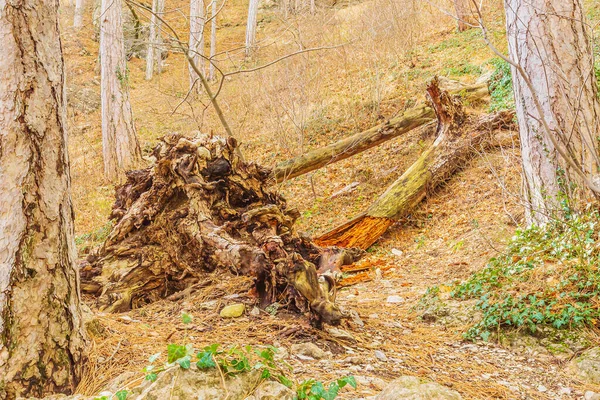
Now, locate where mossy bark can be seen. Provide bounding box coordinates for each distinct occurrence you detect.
[316,78,514,249]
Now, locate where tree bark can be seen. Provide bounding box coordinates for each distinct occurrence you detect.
[81,134,362,327]
[454,0,475,31]
[245,0,260,56]
[74,0,85,27]
[0,0,87,398]
[272,79,489,182]
[209,0,217,81]
[145,0,164,80]
[505,0,600,224]
[316,79,514,250]
[100,0,143,181]
[189,0,206,92]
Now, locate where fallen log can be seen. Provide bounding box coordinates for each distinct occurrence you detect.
[272,78,490,182]
[315,78,514,250]
[80,133,362,327]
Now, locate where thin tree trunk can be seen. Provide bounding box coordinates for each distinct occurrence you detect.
[505,0,600,224]
[273,80,489,182]
[155,0,165,74]
[209,0,217,80]
[100,0,143,181]
[145,0,160,80]
[74,0,85,27]
[454,0,474,31]
[0,0,87,398]
[245,0,260,56]
[189,0,206,92]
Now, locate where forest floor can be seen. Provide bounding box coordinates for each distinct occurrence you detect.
[59,0,600,398]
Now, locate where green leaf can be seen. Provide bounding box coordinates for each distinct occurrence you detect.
[260,368,271,379]
[277,374,294,388]
[181,312,193,324]
[196,351,216,369]
[145,373,158,382]
[116,390,128,400]
[337,375,357,389]
[177,355,191,369]
[167,344,188,363]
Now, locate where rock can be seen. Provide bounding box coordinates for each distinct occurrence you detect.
[376,376,462,400]
[569,347,600,384]
[374,350,388,362]
[248,380,295,400]
[326,327,356,342]
[291,342,327,359]
[250,306,261,316]
[355,375,387,391]
[537,385,547,392]
[386,295,404,303]
[220,303,246,318]
[585,391,600,400]
[23,367,290,400]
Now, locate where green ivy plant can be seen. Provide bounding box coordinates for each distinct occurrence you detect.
[452,209,600,341]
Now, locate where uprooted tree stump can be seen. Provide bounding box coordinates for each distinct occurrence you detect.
[81,134,362,327]
[316,77,515,250]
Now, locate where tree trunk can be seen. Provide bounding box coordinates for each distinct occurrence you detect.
[272,79,489,182]
[245,0,260,56]
[100,0,143,181]
[80,134,362,327]
[209,0,217,80]
[454,0,475,31]
[155,0,165,74]
[145,0,164,80]
[189,0,206,92]
[74,0,85,27]
[316,79,514,250]
[0,0,87,398]
[505,0,600,224]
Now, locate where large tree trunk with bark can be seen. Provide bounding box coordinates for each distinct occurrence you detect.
[145,0,165,80]
[189,0,206,92]
[316,79,514,250]
[0,1,87,398]
[245,0,260,56]
[505,0,600,224]
[81,133,362,327]
[454,0,475,31]
[273,79,489,182]
[100,0,143,181]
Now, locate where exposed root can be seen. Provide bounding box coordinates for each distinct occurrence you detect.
[81,132,363,326]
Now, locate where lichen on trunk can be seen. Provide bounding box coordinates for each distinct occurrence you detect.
[81,133,362,327]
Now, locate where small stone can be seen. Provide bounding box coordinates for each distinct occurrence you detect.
[326,327,356,342]
[220,303,245,318]
[558,387,572,395]
[374,350,388,362]
[291,342,327,359]
[375,268,383,280]
[391,248,403,257]
[250,306,260,316]
[537,385,547,392]
[386,295,404,303]
[368,313,379,319]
